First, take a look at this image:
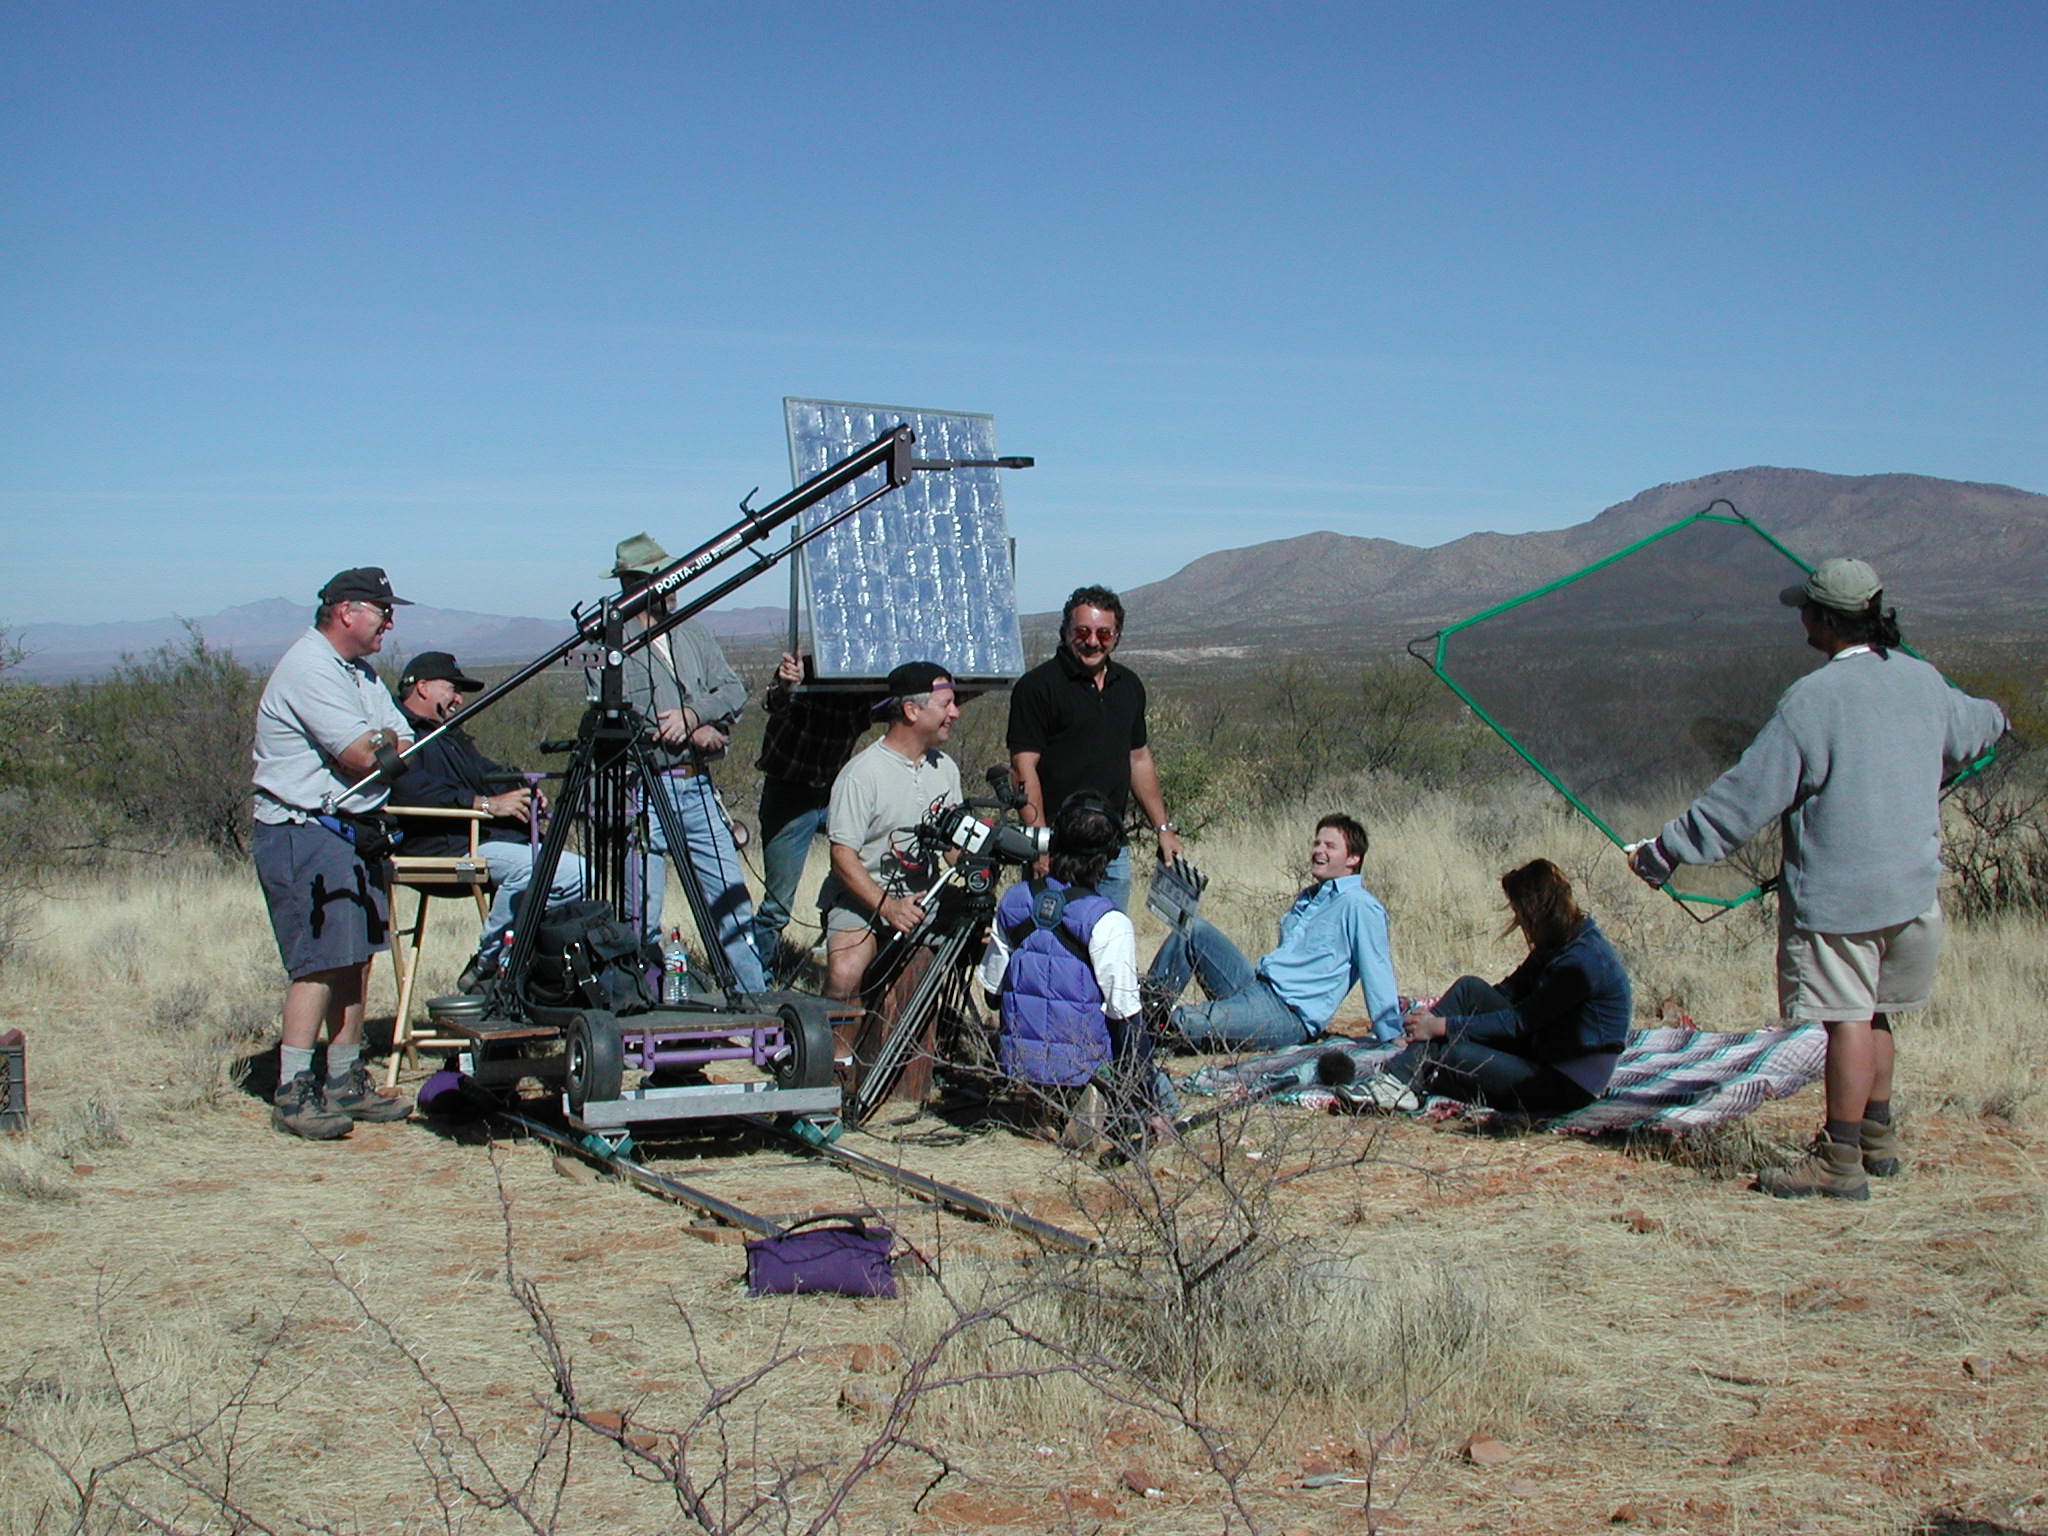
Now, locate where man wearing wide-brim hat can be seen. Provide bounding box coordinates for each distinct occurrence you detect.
[1627,557,2006,1200]
[607,533,767,994]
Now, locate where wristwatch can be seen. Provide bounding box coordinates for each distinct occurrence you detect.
[1155,820,1179,834]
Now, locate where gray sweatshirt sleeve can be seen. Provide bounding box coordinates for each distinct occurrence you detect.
[1658,709,1806,866]
[670,622,749,727]
[1943,691,2007,769]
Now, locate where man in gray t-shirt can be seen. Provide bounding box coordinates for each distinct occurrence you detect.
[1629,558,2005,1201]
[250,568,421,1139]
[820,661,964,1001]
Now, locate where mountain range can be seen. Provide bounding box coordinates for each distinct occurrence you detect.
[10,467,2041,680]
[1109,467,2048,645]
[7,600,788,682]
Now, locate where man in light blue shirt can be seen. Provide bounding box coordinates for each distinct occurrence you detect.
[1145,814,1402,1052]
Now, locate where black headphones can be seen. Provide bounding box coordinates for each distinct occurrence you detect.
[1053,788,1125,851]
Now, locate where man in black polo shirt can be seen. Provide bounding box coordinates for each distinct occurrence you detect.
[1006,584,1182,909]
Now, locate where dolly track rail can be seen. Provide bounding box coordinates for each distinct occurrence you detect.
[493,1108,786,1237]
[755,1118,1098,1253]
[497,1105,1096,1253]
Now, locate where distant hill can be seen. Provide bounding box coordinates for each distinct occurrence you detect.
[16,468,2041,680]
[9,600,788,682]
[1108,468,2048,645]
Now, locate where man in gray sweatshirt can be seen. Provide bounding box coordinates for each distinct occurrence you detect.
[1628,557,2005,1200]
[609,533,766,996]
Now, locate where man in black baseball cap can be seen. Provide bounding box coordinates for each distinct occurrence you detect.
[398,651,483,695]
[818,660,964,1001]
[388,651,586,992]
[249,566,421,1137]
[317,567,413,609]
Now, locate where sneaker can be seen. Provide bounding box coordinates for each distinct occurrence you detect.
[1753,1133,1869,1201]
[1058,1084,1107,1153]
[272,1070,352,1140]
[323,1064,414,1123]
[457,951,496,994]
[1337,1072,1421,1114]
[1860,1116,1901,1177]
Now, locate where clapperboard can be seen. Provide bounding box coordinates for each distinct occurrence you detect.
[1145,854,1209,930]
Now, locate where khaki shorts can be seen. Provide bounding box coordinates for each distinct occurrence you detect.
[1777,900,1943,1023]
[823,900,887,937]
[818,878,889,938]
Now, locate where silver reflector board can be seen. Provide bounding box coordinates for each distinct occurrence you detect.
[784,398,1027,685]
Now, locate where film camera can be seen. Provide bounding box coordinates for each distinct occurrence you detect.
[930,766,1050,869]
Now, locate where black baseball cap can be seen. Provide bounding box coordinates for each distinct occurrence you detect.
[883,661,955,703]
[319,567,412,607]
[400,651,484,693]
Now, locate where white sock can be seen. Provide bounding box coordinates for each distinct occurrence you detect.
[325,1040,361,1084]
[280,1045,316,1083]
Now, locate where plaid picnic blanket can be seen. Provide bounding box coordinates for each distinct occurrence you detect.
[1179,1024,1827,1134]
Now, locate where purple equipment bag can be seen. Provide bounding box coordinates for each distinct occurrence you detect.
[744,1214,897,1299]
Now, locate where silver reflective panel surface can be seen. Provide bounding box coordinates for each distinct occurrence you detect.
[785,398,1026,682]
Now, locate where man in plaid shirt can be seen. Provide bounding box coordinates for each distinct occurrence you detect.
[751,650,882,964]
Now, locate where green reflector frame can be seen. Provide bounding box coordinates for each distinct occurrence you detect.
[1410,501,1992,921]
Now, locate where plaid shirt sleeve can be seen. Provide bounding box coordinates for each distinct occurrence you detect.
[756,691,880,788]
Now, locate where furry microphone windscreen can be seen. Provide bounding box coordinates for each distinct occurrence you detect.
[1315,1049,1359,1086]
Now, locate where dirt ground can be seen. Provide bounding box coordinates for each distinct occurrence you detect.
[4,998,2044,1536]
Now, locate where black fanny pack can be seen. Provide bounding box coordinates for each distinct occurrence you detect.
[314,810,403,874]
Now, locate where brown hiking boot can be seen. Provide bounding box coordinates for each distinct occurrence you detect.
[1860,1116,1901,1177]
[323,1064,414,1123]
[272,1070,352,1140]
[1754,1134,1869,1201]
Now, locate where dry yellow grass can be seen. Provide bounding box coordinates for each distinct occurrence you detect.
[2,789,2044,1535]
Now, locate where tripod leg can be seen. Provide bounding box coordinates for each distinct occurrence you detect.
[491,740,595,1017]
[846,918,981,1126]
[633,741,753,1000]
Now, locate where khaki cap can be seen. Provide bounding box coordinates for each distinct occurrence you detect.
[1779,557,1881,614]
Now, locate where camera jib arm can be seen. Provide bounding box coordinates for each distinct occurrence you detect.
[331,424,1031,1013]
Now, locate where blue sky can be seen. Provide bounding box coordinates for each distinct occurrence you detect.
[4,2,2043,627]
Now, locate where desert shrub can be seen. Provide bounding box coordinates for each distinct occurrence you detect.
[0,1142,77,1202]
[59,628,261,857]
[0,631,54,967]
[1942,749,2048,919]
[897,1104,1562,1453]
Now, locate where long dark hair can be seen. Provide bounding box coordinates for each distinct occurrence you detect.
[1806,596,1902,655]
[1500,859,1584,956]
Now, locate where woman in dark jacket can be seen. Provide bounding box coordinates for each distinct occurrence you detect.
[1364,859,1631,1116]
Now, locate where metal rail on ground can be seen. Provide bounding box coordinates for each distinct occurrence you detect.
[754,1116,1098,1253]
[493,1107,786,1237]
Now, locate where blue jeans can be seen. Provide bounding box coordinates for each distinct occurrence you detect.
[1096,846,1133,912]
[752,778,830,957]
[1146,916,1311,1053]
[478,840,587,957]
[644,773,766,995]
[1383,975,1596,1117]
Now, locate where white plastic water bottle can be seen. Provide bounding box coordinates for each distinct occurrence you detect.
[661,929,691,1006]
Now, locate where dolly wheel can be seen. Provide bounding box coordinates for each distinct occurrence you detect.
[774,1000,837,1091]
[565,1010,624,1113]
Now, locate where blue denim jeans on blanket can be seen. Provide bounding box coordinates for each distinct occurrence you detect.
[1146,916,1311,1053]
[1383,975,1595,1117]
